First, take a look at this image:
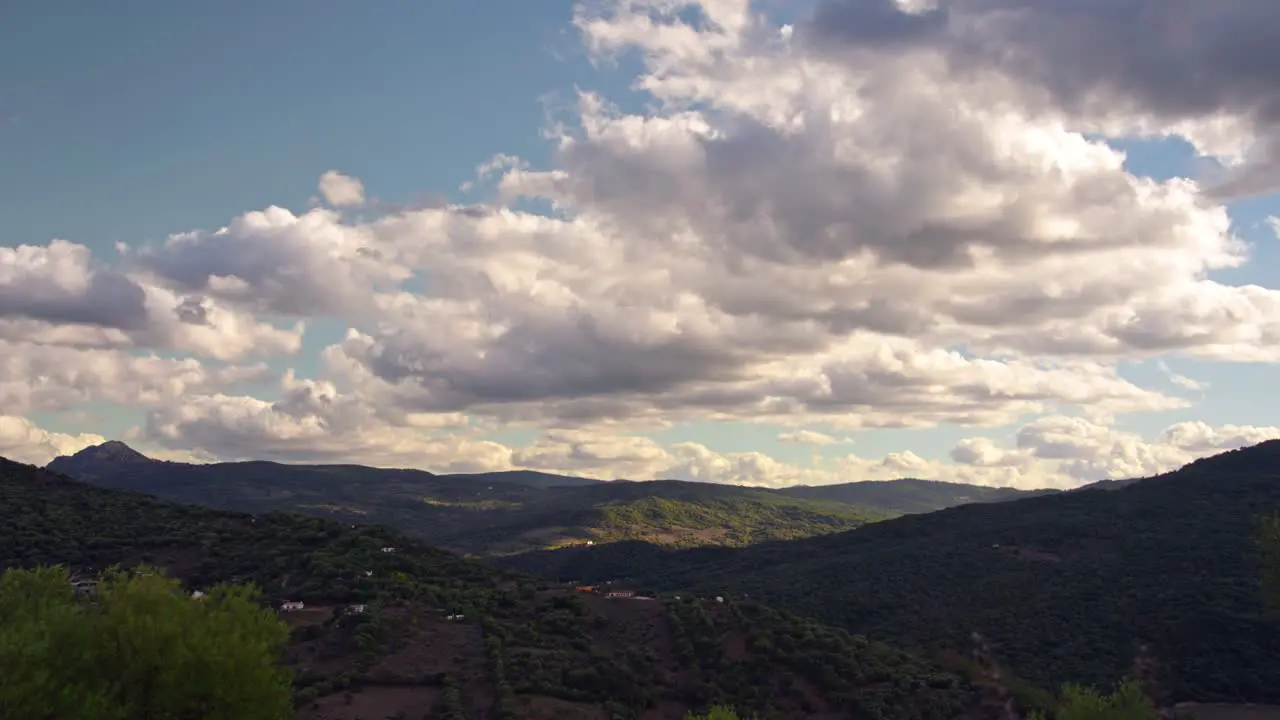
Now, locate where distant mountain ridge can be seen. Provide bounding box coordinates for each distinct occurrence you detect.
[48,442,1048,556]
[776,477,1057,514]
[48,443,603,489]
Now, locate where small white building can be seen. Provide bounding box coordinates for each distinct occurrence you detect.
[281,601,305,611]
[191,590,206,600]
[715,596,724,603]
[446,613,465,621]
[348,604,367,614]
[380,547,396,553]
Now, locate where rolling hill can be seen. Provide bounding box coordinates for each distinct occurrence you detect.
[775,478,1054,515]
[497,441,1280,706]
[1,456,986,720]
[46,442,1040,556]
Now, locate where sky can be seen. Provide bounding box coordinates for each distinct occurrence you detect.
[3,0,1280,489]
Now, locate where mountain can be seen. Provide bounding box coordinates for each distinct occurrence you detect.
[775,478,1051,514]
[50,442,1043,556]
[1,456,986,720]
[437,469,602,489]
[64,439,153,465]
[47,444,599,489]
[497,441,1280,706]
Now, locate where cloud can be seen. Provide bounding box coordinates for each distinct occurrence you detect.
[318,170,366,207]
[1160,421,1280,454]
[5,1,1280,491]
[803,0,1280,195]
[0,240,303,360]
[949,437,1025,468]
[1156,360,1206,392]
[57,1,1274,429]
[0,340,266,414]
[134,206,409,317]
[140,371,499,471]
[132,372,1274,489]
[778,430,850,446]
[946,416,1280,486]
[0,416,104,466]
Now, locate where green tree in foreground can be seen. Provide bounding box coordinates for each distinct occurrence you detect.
[0,565,292,720]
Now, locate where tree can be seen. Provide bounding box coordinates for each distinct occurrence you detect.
[1029,680,1158,720]
[0,564,292,720]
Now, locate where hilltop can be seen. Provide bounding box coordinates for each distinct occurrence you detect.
[47,442,1042,556]
[1,456,984,720]
[499,440,1280,705]
[775,478,1055,515]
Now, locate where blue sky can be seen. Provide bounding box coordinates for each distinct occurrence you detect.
[3,0,1280,487]
[3,0,602,445]
[1,1,583,245]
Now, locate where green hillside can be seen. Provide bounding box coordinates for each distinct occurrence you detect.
[498,441,1280,706]
[1,456,985,720]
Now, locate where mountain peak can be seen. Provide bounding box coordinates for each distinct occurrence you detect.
[64,441,152,464]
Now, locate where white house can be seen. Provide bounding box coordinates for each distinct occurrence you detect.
[446,613,465,621]
[715,596,724,603]
[281,601,305,611]
[348,604,367,614]
[380,547,396,553]
[191,590,206,600]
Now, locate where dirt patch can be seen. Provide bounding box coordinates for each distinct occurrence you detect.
[518,694,609,720]
[281,607,334,630]
[644,531,684,545]
[780,670,840,720]
[285,622,356,678]
[535,587,571,602]
[721,629,747,662]
[367,615,486,685]
[641,527,728,546]
[296,684,440,720]
[1176,704,1280,720]
[689,528,728,543]
[641,700,690,720]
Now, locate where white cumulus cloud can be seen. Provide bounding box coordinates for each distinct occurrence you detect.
[318,170,366,208]
[6,0,1280,491]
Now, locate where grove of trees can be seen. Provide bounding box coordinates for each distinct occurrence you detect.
[0,565,293,720]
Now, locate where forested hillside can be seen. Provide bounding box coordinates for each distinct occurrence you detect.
[2,456,986,719]
[500,441,1280,706]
